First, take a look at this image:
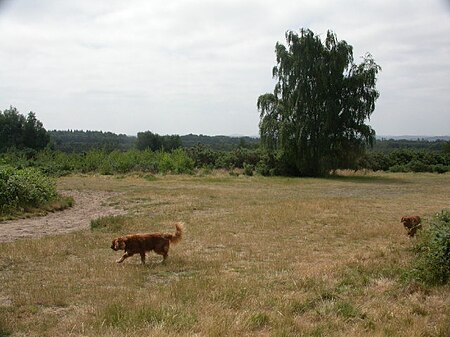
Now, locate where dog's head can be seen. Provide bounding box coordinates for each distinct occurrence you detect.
[401,217,413,228]
[401,216,420,227]
[111,237,127,251]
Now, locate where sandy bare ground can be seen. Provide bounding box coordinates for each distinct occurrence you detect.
[0,190,125,243]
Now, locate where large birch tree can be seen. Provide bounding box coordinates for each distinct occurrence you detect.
[258,29,381,176]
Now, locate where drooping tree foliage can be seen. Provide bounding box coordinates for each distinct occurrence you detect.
[0,106,50,153]
[258,29,381,176]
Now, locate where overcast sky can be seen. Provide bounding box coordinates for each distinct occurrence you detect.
[0,0,449,136]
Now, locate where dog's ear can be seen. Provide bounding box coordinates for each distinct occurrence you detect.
[118,238,127,250]
[400,217,405,222]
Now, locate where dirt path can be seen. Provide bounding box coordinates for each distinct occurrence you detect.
[0,190,126,243]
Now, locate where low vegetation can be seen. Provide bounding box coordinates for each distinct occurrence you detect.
[0,148,196,177]
[2,145,449,179]
[0,165,73,220]
[1,107,449,177]
[0,172,449,336]
[359,149,450,173]
[409,210,450,285]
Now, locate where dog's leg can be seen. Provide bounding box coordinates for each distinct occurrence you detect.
[155,242,170,263]
[161,243,169,263]
[162,252,168,262]
[117,252,132,263]
[154,251,168,262]
[140,252,146,264]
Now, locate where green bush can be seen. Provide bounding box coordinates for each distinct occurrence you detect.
[168,148,195,174]
[410,210,450,285]
[407,160,430,173]
[214,148,261,170]
[359,150,450,173]
[431,164,449,174]
[0,165,57,214]
[35,150,79,176]
[389,164,408,173]
[186,144,218,168]
[243,162,254,176]
[255,151,281,176]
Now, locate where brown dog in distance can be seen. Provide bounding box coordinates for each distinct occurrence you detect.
[401,216,421,237]
[111,222,184,264]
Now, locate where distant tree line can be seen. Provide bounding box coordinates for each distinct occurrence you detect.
[0,107,259,154]
[1,106,449,175]
[47,130,259,152]
[47,130,450,155]
[371,138,450,153]
[49,130,136,153]
[0,106,50,153]
[136,131,181,151]
[181,134,259,151]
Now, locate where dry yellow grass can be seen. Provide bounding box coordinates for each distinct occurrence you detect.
[0,171,449,336]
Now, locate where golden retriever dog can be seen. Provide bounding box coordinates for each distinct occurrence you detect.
[111,222,184,264]
[401,216,421,237]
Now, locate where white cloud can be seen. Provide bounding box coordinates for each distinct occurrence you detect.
[0,0,449,136]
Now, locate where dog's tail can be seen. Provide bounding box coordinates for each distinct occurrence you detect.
[168,222,184,244]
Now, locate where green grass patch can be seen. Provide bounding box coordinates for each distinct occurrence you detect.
[247,312,270,330]
[90,215,128,233]
[98,303,197,332]
[0,309,13,337]
[335,301,361,320]
[291,291,338,315]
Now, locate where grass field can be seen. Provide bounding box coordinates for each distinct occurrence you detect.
[0,171,449,336]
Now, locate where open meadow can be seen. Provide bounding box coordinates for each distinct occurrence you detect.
[0,172,449,336]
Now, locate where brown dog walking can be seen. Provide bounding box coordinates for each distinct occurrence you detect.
[111,222,184,264]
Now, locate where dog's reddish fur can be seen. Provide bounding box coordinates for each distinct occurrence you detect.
[111,223,184,264]
[401,216,421,237]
